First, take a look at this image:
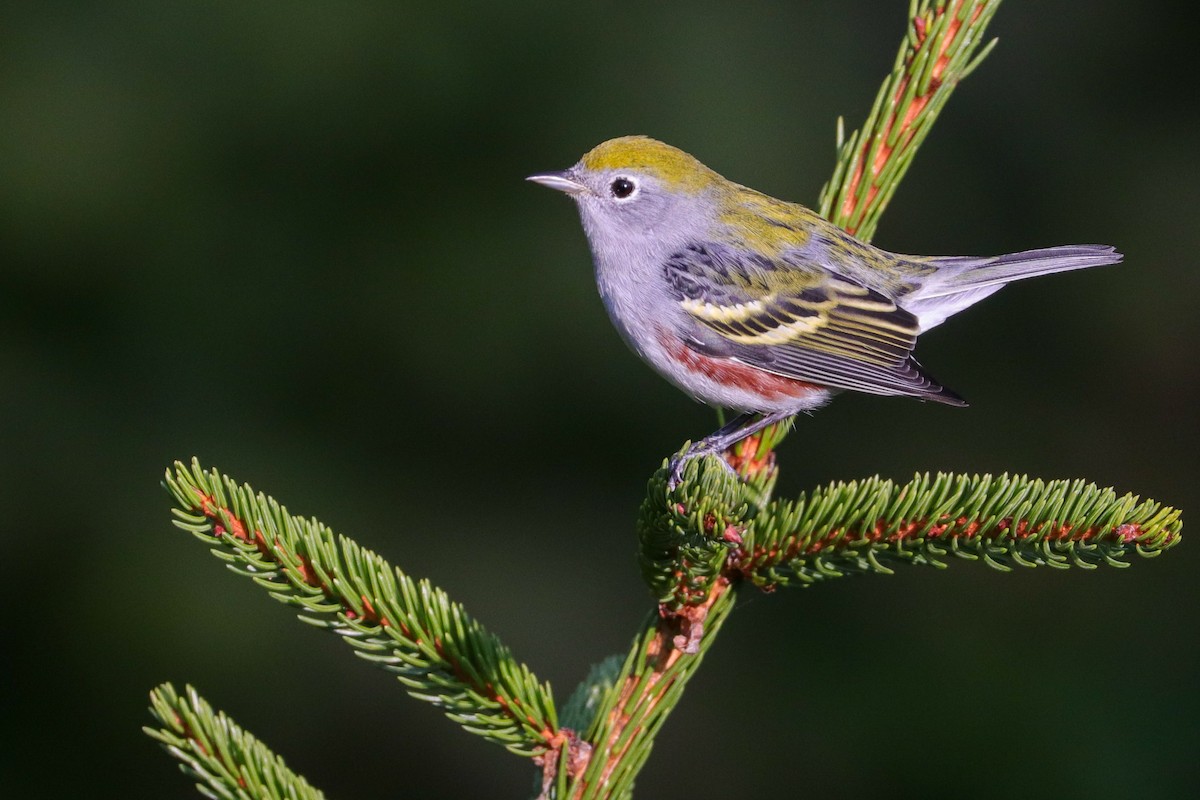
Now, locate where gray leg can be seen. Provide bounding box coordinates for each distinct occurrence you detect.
[667,410,793,489]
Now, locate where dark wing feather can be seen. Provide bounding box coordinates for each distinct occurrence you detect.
[663,242,965,405]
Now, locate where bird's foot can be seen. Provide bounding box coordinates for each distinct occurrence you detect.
[666,442,736,491]
[666,411,793,490]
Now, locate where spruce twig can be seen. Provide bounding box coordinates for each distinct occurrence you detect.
[818,0,1002,239]
[145,683,325,800]
[545,464,765,799]
[163,459,558,758]
[738,471,1181,583]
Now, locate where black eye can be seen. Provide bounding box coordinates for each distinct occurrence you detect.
[610,177,635,199]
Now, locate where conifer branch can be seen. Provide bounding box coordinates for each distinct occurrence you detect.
[818,0,1002,239]
[535,463,768,798]
[638,452,771,611]
[163,459,558,757]
[568,591,738,800]
[639,458,1180,607]
[633,460,1176,609]
[145,682,325,800]
[729,470,1181,587]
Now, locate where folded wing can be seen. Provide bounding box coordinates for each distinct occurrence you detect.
[664,242,966,405]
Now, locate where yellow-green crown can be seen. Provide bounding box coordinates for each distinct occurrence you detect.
[580,136,719,192]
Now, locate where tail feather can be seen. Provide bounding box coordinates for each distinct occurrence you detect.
[920,244,1122,299]
[905,244,1122,332]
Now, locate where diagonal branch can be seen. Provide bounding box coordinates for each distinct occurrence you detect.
[163,458,559,757]
[819,0,1002,239]
[145,683,326,800]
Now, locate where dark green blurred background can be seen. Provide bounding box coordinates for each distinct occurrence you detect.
[3,1,1197,797]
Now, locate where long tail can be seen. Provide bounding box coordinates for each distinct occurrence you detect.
[906,244,1122,331]
[921,244,1122,298]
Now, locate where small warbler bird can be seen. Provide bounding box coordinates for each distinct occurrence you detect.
[528,136,1120,483]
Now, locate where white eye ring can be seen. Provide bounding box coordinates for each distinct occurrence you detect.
[609,176,637,200]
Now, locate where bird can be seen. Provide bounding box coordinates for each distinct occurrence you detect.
[527,136,1121,485]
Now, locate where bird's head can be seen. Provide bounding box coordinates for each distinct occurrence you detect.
[527,136,723,250]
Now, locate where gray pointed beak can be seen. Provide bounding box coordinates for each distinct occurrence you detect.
[526,170,586,195]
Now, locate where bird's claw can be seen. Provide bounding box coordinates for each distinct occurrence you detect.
[665,456,690,492]
[665,444,736,491]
